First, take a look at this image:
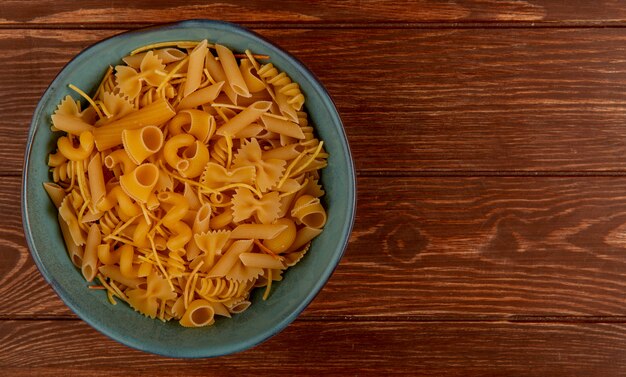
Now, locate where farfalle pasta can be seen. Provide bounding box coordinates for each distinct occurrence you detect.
[44,40,328,327]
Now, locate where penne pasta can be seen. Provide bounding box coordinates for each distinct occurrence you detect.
[87,153,106,206]
[43,182,66,208]
[239,253,285,270]
[99,264,143,288]
[58,213,84,267]
[177,81,224,110]
[183,40,208,97]
[180,299,215,327]
[216,44,251,98]
[205,49,237,104]
[207,239,253,278]
[215,101,272,137]
[82,224,101,282]
[230,224,288,240]
[260,114,305,139]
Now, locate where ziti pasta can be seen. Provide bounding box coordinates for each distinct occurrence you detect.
[44,40,328,328]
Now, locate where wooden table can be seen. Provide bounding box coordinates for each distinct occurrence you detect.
[6,1,626,375]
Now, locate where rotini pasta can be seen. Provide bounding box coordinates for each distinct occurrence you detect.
[44,40,327,328]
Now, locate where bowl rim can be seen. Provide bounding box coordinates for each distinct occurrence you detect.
[21,19,356,358]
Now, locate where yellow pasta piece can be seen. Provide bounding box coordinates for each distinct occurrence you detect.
[69,84,105,119]
[58,213,84,267]
[157,192,192,252]
[123,48,186,68]
[183,40,208,97]
[177,81,224,110]
[98,264,144,289]
[192,204,212,234]
[225,261,264,283]
[262,218,297,254]
[96,185,141,219]
[232,188,281,224]
[162,134,209,178]
[239,253,285,270]
[216,101,271,137]
[132,217,151,248]
[57,131,95,161]
[215,43,251,98]
[206,49,237,104]
[230,224,288,240]
[118,244,139,278]
[81,224,101,282]
[43,182,66,208]
[51,113,95,136]
[182,182,201,210]
[262,143,305,160]
[122,125,164,165]
[126,271,176,319]
[207,239,253,278]
[130,41,201,55]
[208,206,234,229]
[194,230,231,269]
[59,196,86,246]
[200,162,255,189]
[275,90,298,122]
[228,300,251,314]
[48,150,67,167]
[168,109,215,143]
[260,114,305,139]
[180,299,215,327]
[239,59,266,93]
[93,98,175,151]
[286,226,323,253]
[291,195,327,229]
[232,138,286,192]
[120,163,160,203]
[87,153,105,206]
[283,243,310,267]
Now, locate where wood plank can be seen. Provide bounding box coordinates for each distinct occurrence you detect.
[8,176,626,318]
[7,28,626,174]
[1,319,626,376]
[3,1,626,25]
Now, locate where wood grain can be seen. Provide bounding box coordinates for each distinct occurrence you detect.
[8,28,626,174]
[9,175,626,318]
[3,1,626,25]
[2,319,626,376]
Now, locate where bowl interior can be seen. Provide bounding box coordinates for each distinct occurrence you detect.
[22,20,355,358]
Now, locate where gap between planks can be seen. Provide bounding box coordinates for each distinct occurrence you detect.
[6,315,626,324]
[5,21,626,30]
[355,171,626,178]
[9,171,626,179]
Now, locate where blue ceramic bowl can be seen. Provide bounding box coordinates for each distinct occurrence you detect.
[22,20,355,358]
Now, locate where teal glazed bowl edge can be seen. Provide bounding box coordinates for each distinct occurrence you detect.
[22,20,356,358]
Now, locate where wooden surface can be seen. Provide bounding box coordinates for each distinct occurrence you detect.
[6,1,626,375]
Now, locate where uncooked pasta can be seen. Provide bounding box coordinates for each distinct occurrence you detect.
[44,40,327,327]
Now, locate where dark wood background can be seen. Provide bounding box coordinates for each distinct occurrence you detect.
[5,1,626,375]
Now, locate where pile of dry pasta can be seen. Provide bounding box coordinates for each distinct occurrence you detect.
[44,39,328,327]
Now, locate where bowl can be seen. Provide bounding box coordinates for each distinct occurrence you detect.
[22,19,356,358]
